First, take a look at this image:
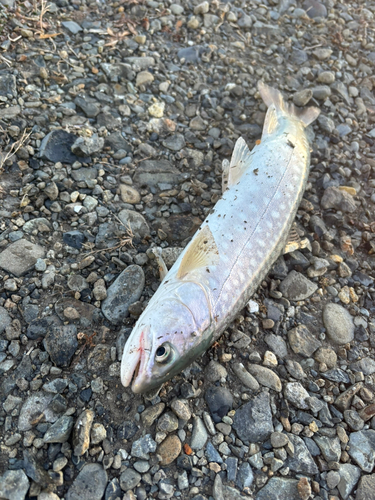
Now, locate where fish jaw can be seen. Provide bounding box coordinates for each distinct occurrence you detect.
[120,327,151,390]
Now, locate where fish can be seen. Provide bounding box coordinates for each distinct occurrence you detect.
[121,81,320,394]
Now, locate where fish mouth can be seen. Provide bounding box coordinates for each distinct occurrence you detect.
[121,327,151,392]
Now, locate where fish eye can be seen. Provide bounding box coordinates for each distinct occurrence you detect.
[155,344,171,363]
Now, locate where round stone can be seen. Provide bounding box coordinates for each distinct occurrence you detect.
[323,303,354,345]
[157,435,182,465]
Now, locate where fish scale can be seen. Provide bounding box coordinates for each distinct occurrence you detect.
[120,82,320,394]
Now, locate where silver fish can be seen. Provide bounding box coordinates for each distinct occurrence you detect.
[121,82,320,394]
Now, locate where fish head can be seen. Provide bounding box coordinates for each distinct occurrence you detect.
[121,282,213,394]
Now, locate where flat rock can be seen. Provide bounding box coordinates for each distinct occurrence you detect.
[18,393,57,431]
[279,271,318,301]
[356,473,375,500]
[323,303,354,344]
[288,325,321,357]
[233,392,274,444]
[348,430,375,472]
[55,298,100,327]
[39,129,85,164]
[264,333,288,358]
[351,357,375,375]
[284,382,309,409]
[102,265,145,324]
[23,449,52,488]
[43,415,74,443]
[23,217,52,234]
[0,239,45,276]
[43,324,78,368]
[314,435,341,462]
[141,403,165,427]
[256,477,300,500]
[232,363,260,391]
[131,434,157,459]
[337,463,361,499]
[66,464,107,500]
[0,469,29,500]
[133,159,186,186]
[117,209,150,239]
[286,433,319,475]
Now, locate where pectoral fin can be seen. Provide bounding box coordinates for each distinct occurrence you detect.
[177,225,219,279]
[222,159,230,193]
[262,104,279,136]
[283,225,312,254]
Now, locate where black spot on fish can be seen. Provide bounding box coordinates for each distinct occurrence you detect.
[287,139,295,148]
[253,168,259,175]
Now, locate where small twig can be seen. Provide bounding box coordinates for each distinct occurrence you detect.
[0,128,32,171]
[0,55,12,67]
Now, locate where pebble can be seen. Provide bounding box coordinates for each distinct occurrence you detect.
[348,430,375,472]
[72,409,94,457]
[205,386,233,423]
[232,362,260,391]
[66,464,107,500]
[247,364,282,392]
[0,470,29,500]
[279,271,318,301]
[356,474,375,500]
[323,303,354,344]
[205,360,228,383]
[287,325,321,357]
[284,382,310,409]
[43,415,74,443]
[0,239,45,277]
[157,435,182,465]
[190,416,208,450]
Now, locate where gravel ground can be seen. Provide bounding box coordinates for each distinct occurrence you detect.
[0,0,375,499]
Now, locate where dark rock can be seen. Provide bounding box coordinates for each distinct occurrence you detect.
[66,463,107,500]
[43,324,78,367]
[74,95,100,117]
[0,469,29,500]
[102,265,145,324]
[285,433,319,475]
[303,0,327,18]
[39,130,85,164]
[0,239,45,277]
[256,477,300,500]
[23,449,52,488]
[133,159,187,187]
[117,420,139,440]
[63,231,86,250]
[233,393,274,444]
[205,386,234,423]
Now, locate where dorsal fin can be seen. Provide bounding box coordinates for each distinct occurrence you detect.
[227,137,252,186]
[262,104,279,136]
[177,225,219,279]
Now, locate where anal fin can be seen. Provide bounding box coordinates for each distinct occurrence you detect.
[227,137,253,187]
[283,225,312,254]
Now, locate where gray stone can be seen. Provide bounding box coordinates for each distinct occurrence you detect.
[232,363,260,390]
[279,270,318,301]
[264,333,288,358]
[337,463,361,499]
[293,89,313,107]
[284,382,309,409]
[205,386,233,423]
[271,432,289,448]
[356,474,375,500]
[66,464,107,500]
[133,159,186,186]
[43,415,74,443]
[123,56,155,70]
[157,412,178,433]
[62,20,82,34]
[344,410,364,431]
[117,209,150,239]
[247,364,282,392]
[0,74,16,97]
[233,392,274,444]
[71,134,104,156]
[205,360,227,383]
[256,477,300,500]
[0,306,11,334]
[23,449,52,488]
[285,359,306,379]
[351,357,375,375]
[0,469,29,500]
[39,130,83,164]
[162,134,185,151]
[18,393,57,431]
[131,434,157,459]
[286,433,319,475]
[323,303,354,344]
[0,239,45,277]
[348,430,375,472]
[287,325,321,357]
[120,469,141,491]
[23,217,52,234]
[318,115,335,133]
[236,462,253,491]
[102,265,144,324]
[314,435,341,462]
[321,186,356,213]
[190,416,208,450]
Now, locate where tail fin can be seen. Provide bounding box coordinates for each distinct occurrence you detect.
[258,81,320,127]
